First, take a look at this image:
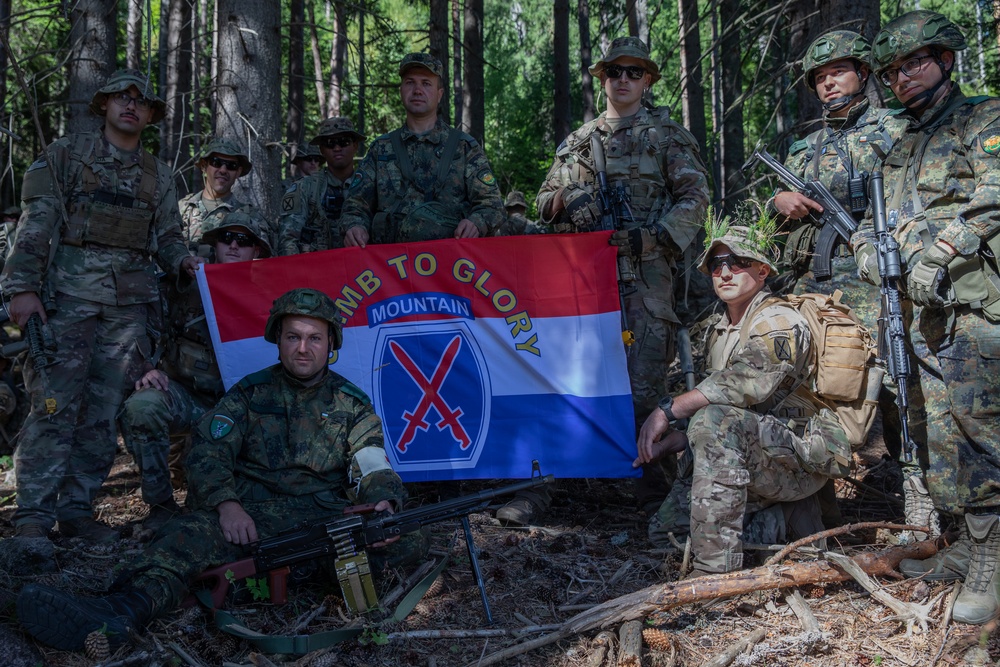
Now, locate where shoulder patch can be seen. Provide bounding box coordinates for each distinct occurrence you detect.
[788,139,809,156]
[281,193,295,212]
[982,128,1000,155]
[349,172,364,187]
[209,414,235,440]
[340,380,372,405]
[477,169,496,187]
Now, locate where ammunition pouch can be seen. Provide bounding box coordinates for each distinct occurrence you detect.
[783,224,819,273]
[949,233,1000,322]
[396,201,463,243]
[64,193,154,250]
[162,337,223,397]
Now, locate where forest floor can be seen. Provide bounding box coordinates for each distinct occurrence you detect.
[0,427,998,667]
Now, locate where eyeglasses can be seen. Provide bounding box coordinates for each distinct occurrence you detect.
[604,64,646,80]
[218,231,256,247]
[207,156,240,171]
[110,92,152,110]
[878,54,935,86]
[321,137,355,149]
[300,156,324,163]
[707,254,755,276]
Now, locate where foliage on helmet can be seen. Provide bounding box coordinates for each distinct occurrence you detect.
[872,10,967,72]
[264,288,343,348]
[698,201,780,274]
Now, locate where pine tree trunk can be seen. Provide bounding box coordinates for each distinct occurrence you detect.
[553,0,571,146]
[287,0,305,145]
[126,0,143,70]
[67,0,117,134]
[307,1,327,119]
[429,0,451,124]
[161,0,193,182]
[462,0,484,142]
[578,0,595,123]
[676,0,706,152]
[329,1,348,117]
[718,0,744,212]
[451,0,463,126]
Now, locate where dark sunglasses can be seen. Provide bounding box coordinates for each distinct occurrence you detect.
[707,254,755,276]
[321,136,355,149]
[604,64,646,80]
[300,156,324,163]
[218,231,256,247]
[207,156,240,171]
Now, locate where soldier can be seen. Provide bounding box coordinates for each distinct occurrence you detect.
[341,53,504,246]
[178,138,262,247]
[503,36,710,525]
[766,31,930,535]
[0,69,201,542]
[290,142,325,180]
[495,190,530,236]
[853,11,1000,625]
[18,288,426,652]
[119,212,272,535]
[279,117,364,255]
[637,221,850,577]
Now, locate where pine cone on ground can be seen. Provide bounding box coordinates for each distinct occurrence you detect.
[84,630,110,662]
[642,627,674,652]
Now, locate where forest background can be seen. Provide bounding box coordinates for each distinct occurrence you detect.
[0,0,997,224]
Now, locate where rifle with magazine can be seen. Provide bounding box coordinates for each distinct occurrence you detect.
[869,170,918,463]
[192,464,554,623]
[742,143,858,282]
[590,134,636,347]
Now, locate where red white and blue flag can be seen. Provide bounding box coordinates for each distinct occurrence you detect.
[197,233,637,481]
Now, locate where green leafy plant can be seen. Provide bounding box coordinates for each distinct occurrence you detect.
[359,628,389,646]
[245,576,270,602]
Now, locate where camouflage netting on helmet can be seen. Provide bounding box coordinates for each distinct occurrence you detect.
[264,288,343,348]
[872,10,967,72]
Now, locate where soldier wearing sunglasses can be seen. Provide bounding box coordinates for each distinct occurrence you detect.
[279,117,364,255]
[179,138,268,249]
[508,37,710,527]
[118,212,272,536]
[0,69,202,544]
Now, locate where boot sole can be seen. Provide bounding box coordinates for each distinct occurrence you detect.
[17,584,129,651]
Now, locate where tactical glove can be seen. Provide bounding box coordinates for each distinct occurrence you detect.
[610,225,658,258]
[906,244,953,307]
[855,244,879,284]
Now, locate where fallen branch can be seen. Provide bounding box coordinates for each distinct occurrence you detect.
[385,625,560,640]
[765,522,928,565]
[468,540,938,667]
[704,627,767,667]
[825,551,935,634]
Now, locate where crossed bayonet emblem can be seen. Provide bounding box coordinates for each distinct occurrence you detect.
[389,335,472,452]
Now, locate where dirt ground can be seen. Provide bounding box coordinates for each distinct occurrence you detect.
[1,432,997,667]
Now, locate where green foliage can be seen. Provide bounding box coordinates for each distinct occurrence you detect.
[359,627,389,646]
[245,576,271,602]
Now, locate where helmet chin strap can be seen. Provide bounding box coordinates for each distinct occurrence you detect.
[902,74,948,112]
[822,71,868,113]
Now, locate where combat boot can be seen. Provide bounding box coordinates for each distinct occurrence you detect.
[14,523,50,540]
[953,514,1000,625]
[900,474,940,542]
[141,498,183,534]
[58,516,120,543]
[899,522,970,581]
[496,497,540,526]
[17,583,155,651]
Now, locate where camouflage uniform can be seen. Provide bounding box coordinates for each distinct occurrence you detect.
[179,138,262,248]
[281,142,324,190]
[279,118,364,254]
[0,205,20,271]
[495,190,531,236]
[0,71,191,531]
[651,232,850,573]
[535,95,710,434]
[119,361,410,612]
[119,213,272,509]
[854,59,1000,519]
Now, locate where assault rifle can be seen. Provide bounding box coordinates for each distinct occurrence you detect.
[742,143,858,282]
[870,170,918,463]
[590,135,637,347]
[193,465,554,623]
[0,303,57,369]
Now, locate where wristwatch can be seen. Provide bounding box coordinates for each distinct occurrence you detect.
[657,395,678,425]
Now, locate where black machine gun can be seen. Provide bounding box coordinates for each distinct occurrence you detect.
[193,466,554,623]
[0,303,56,370]
[870,170,918,463]
[742,143,858,282]
[590,134,636,347]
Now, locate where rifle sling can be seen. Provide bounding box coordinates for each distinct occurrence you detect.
[195,556,448,655]
[388,127,462,204]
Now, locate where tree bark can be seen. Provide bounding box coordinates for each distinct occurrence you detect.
[626,0,649,46]
[67,0,117,135]
[676,0,706,152]
[718,0,744,212]
[578,0,595,123]
[553,0,571,147]
[287,0,305,145]
[357,0,366,134]
[307,1,327,119]
[462,0,485,143]
[328,1,348,118]
[126,0,143,70]
[0,0,11,207]
[452,0,463,126]
[429,0,451,124]
[161,0,193,181]
[215,0,283,219]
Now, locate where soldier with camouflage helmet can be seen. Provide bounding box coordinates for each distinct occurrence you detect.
[852,10,1000,625]
[178,137,269,248]
[511,36,710,526]
[118,211,272,536]
[341,53,505,246]
[767,30,927,534]
[290,142,325,180]
[638,213,850,577]
[0,69,202,543]
[279,117,364,255]
[18,287,426,652]
[494,190,531,236]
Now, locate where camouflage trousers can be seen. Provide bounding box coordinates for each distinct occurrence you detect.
[673,405,838,573]
[118,492,429,614]
[14,293,148,529]
[913,305,1000,515]
[119,381,214,506]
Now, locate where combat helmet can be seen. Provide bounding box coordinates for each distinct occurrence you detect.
[803,31,872,91]
[872,10,967,73]
[197,137,252,175]
[504,191,528,210]
[199,210,273,258]
[264,288,343,349]
[89,69,167,124]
